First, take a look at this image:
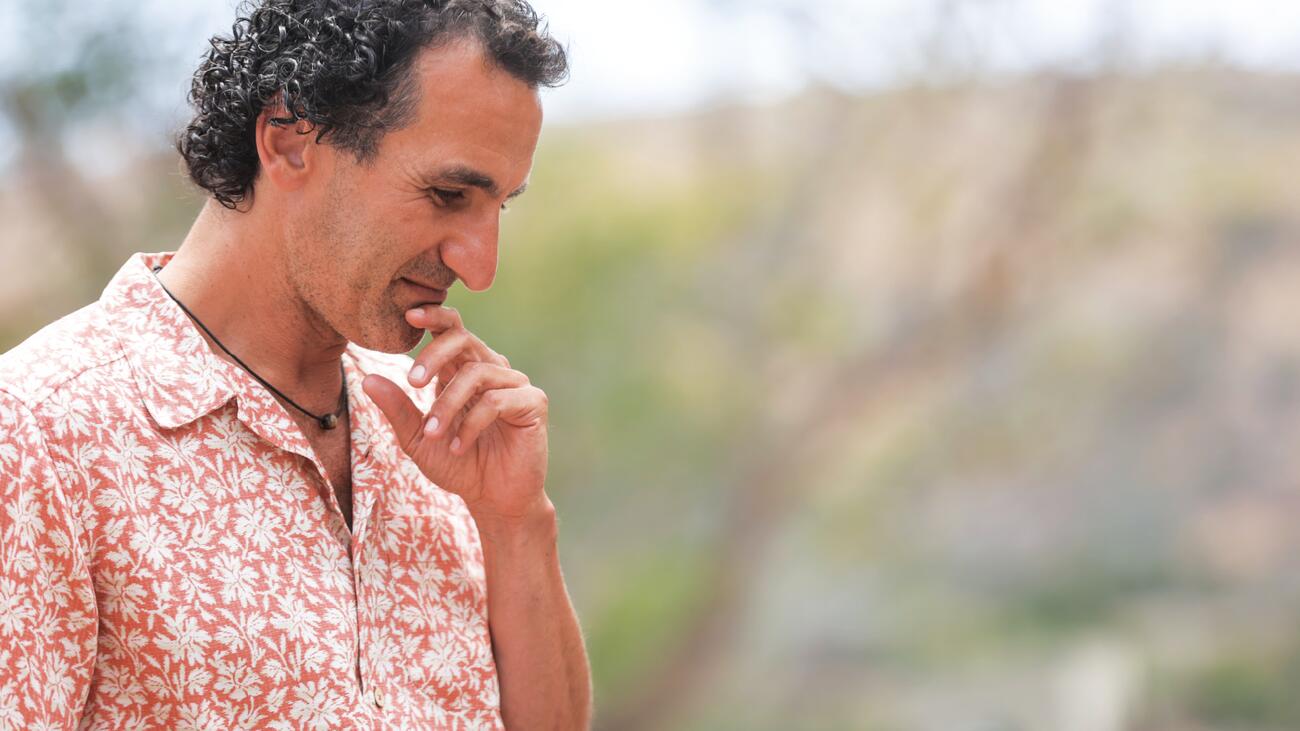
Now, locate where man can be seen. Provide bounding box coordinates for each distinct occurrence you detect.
[0,0,590,728]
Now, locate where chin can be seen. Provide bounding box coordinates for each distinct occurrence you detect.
[351,320,425,355]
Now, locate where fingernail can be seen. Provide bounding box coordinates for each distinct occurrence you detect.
[450,437,461,452]
[424,416,439,435]
[409,365,426,383]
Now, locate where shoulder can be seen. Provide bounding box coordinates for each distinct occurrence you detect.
[0,387,45,452]
[0,301,124,411]
[0,383,68,497]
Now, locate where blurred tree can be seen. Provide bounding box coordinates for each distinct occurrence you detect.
[0,0,192,300]
[592,3,1111,729]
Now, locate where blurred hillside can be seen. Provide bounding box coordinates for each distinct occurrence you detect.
[7,65,1300,730]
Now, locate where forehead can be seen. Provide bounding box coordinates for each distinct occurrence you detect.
[385,39,544,180]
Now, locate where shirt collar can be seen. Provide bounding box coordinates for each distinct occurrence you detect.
[103,251,241,430]
[103,252,388,460]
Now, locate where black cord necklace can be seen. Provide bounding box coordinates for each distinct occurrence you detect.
[152,269,347,430]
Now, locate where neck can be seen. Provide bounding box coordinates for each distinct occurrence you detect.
[158,200,348,414]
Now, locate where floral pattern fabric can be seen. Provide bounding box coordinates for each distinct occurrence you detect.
[0,252,502,730]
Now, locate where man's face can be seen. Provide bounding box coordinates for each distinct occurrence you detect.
[284,39,544,354]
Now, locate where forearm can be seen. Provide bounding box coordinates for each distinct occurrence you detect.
[473,497,592,730]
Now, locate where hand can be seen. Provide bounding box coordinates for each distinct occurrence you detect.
[362,305,550,522]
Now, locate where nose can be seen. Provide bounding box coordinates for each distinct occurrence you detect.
[440,210,500,292]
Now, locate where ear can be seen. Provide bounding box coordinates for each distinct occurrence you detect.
[254,97,320,192]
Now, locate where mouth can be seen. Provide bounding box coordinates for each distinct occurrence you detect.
[399,278,448,306]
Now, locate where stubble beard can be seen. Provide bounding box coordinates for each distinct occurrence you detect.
[372,284,427,354]
[314,279,424,355]
[297,184,424,355]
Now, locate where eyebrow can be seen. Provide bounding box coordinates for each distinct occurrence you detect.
[433,164,528,200]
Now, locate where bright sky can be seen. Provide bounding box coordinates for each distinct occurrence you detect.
[3,0,1300,173]
[95,0,1300,122]
[536,0,1300,120]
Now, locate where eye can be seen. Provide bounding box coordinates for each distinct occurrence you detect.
[430,188,466,206]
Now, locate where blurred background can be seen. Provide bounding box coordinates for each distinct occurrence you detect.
[6,0,1300,729]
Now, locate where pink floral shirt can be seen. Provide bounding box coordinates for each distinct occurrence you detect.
[0,253,502,730]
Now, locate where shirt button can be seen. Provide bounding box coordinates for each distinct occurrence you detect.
[373,689,386,709]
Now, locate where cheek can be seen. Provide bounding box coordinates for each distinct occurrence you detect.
[390,207,448,266]
[296,193,353,263]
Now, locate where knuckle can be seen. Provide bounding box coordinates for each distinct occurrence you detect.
[487,350,509,368]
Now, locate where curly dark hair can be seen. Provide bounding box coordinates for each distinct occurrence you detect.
[178,0,568,208]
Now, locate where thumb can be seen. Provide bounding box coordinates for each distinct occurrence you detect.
[362,374,425,452]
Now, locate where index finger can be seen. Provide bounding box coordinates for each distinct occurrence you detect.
[405,305,462,333]
[404,306,509,387]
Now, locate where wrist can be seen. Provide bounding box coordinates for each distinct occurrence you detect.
[469,494,557,543]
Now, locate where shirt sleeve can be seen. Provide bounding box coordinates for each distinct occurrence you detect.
[0,391,98,730]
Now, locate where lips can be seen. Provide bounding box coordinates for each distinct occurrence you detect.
[399,278,448,305]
